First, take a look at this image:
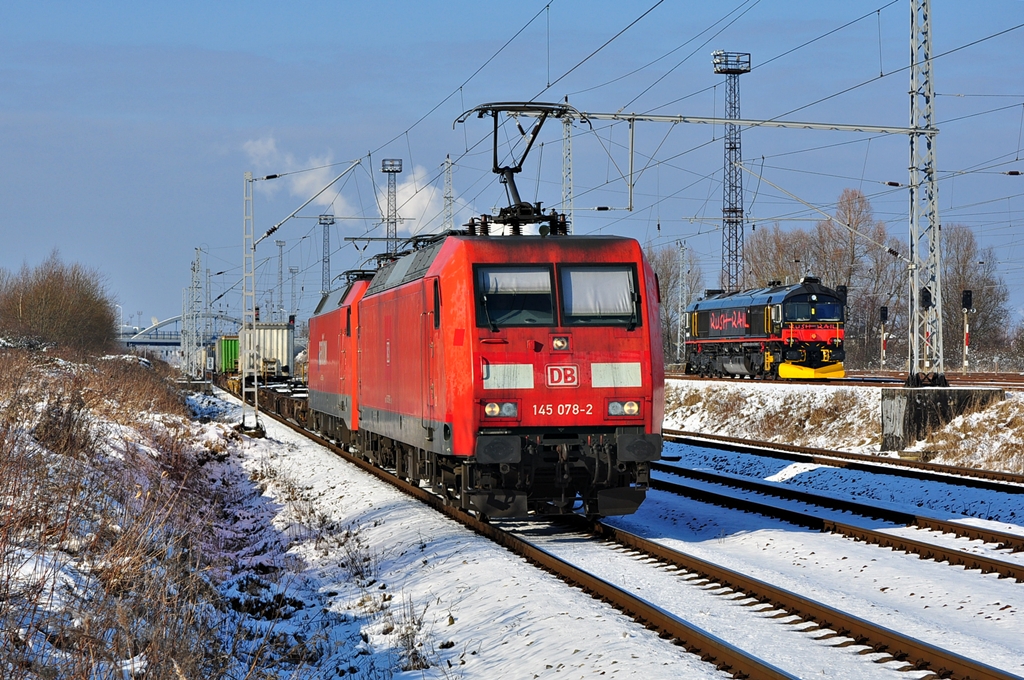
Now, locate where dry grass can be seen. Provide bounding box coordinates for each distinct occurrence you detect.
[0,348,232,678]
[920,398,1024,474]
[668,383,880,449]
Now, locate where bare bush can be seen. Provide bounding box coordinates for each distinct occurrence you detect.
[0,251,116,354]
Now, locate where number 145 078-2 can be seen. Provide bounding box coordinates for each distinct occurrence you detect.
[532,403,593,416]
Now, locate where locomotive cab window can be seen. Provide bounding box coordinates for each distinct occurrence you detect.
[475,265,555,328]
[559,265,640,327]
[784,296,844,322]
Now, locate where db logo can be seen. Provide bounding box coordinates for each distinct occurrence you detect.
[546,364,579,387]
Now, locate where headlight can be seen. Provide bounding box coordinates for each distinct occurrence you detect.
[484,402,518,418]
[608,401,640,417]
[552,336,569,351]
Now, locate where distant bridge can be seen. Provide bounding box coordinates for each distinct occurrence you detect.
[120,313,241,349]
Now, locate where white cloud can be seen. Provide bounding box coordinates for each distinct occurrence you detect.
[242,136,355,214]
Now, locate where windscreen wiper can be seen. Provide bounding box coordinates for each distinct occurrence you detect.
[627,291,639,332]
[482,295,499,332]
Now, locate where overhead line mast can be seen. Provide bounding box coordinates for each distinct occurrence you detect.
[908,0,945,384]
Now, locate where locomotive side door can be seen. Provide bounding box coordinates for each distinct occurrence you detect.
[421,277,440,439]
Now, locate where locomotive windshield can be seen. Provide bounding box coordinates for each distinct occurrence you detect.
[559,265,639,326]
[475,266,555,327]
[784,297,843,322]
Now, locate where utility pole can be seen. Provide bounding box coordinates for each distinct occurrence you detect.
[713,50,751,292]
[443,155,454,231]
[181,248,202,380]
[382,159,402,255]
[562,101,574,234]
[908,0,944,382]
[290,266,299,317]
[275,239,285,321]
[205,267,212,346]
[319,215,334,296]
[241,171,260,431]
[676,241,686,365]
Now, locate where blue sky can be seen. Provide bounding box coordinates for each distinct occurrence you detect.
[2,1,1023,328]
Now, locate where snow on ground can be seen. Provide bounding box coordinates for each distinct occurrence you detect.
[607,484,1024,677]
[664,378,1024,473]
[208,391,732,679]
[204,384,1024,678]
[12,371,1021,678]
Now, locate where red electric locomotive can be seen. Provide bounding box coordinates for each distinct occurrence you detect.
[307,232,664,518]
[305,102,664,518]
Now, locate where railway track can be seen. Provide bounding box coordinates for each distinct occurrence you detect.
[250,399,793,678]
[664,429,1024,490]
[239,388,1022,679]
[666,370,1024,389]
[650,464,1024,582]
[583,519,1018,680]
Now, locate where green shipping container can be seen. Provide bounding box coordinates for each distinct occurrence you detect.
[217,336,239,373]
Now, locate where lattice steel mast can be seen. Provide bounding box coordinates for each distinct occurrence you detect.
[713,51,751,292]
[319,215,334,295]
[180,248,203,379]
[562,104,574,234]
[382,159,402,255]
[908,0,944,380]
[241,172,260,431]
[275,240,285,321]
[443,155,454,231]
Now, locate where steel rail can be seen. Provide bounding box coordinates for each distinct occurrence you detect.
[249,397,795,680]
[591,520,1022,680]
[654,462,1024,553]
[663,429,1024,490]
[650,475,1024,582]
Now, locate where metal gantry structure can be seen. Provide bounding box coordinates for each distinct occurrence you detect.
[180,248,204,380]
[562,107,575,234]
[443,155,454,231]
[241,172,260,431]
[713,51,751,292]
[908,0,944,380]
[239,161,362,432]
[275,239,286,322]
[319,214,334,295]
[382,159,403,255]
[289,266,299,318]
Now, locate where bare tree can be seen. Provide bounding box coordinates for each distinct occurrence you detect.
[745,224,809,287]
[646,243,704,363]
[941,224,1009,371]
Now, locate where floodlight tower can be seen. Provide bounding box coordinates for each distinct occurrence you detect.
[908,0,944,382]
[319,215,334,295]
[713,50,751,292]
[382,159,403,255]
